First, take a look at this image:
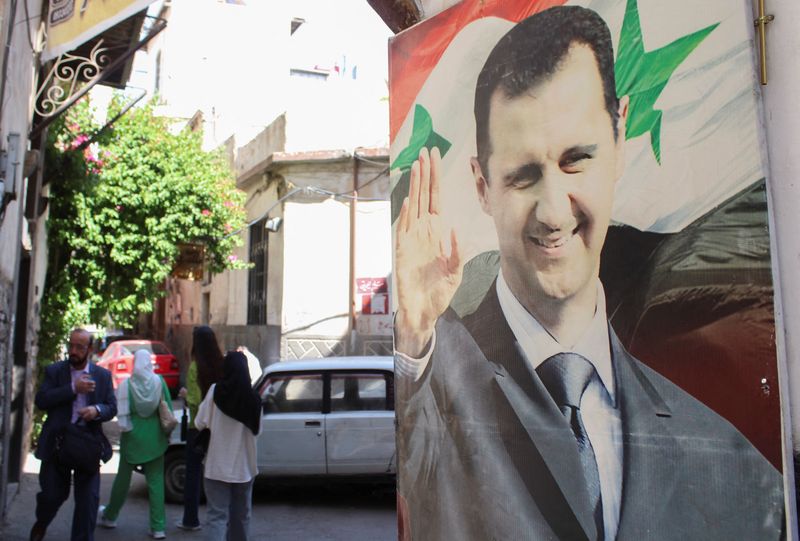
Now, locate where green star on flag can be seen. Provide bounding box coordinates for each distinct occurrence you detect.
[615,0,718,164]
[391,104,452,223]
[390,104,452,172]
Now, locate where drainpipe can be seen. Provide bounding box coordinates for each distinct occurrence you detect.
[349,155,359,354]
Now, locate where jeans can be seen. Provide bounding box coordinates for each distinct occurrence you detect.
[182,428,205,527]
[36,458,100,541]
[103,455,166,532]
[203,477,254,541]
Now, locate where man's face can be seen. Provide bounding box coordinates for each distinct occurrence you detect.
[473,44,626,312]
[68,331,91,368]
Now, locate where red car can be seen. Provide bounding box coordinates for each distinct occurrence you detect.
[97,340,180,395]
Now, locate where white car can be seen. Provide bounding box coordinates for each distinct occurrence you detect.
[163,356,395,502]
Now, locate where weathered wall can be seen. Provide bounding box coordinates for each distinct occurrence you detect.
[0,0,42,518]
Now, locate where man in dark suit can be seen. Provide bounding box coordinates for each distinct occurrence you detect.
[393,6,785,540]
[29,328,117,541]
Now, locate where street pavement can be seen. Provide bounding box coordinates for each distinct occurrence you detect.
[1,412,397,540]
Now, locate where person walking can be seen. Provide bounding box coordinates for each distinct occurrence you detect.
[98,349,173,539]
[29,328,117,541]
[176,326,225,531]
[195,351,261,541]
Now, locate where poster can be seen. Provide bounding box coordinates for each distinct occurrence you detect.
[389,1,787,539]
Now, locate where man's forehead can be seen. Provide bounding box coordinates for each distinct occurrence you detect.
[70,330,91,344]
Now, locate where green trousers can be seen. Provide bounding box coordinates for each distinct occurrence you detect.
[103,454,165,532]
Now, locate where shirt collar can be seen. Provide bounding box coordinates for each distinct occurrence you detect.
[70,362,91,375]
[496,271,616,403]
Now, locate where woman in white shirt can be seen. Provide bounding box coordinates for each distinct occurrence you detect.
[194,351,262,541]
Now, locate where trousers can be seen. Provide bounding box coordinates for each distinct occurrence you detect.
[182,428,205,527]
[35,458,100,541]
[203,477,254,541]
[103,454,166,532]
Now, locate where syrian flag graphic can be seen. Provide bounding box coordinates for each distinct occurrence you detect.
[390,0,782,469]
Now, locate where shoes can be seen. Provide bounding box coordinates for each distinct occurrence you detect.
[176,521,202,531]
[150,531,166,539]
[29,521,47,541]
[97,505,117,528]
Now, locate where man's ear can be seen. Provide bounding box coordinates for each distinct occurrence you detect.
[471,157,493,216]
[614,96,629,180]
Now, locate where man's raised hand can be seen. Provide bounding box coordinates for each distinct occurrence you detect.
[395,147,462,358]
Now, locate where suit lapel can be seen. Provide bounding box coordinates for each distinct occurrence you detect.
[465,284,597,541]
[611,330,683,539]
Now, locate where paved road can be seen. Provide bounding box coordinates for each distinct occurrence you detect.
[1,453,397,541]
[2,408,397,541]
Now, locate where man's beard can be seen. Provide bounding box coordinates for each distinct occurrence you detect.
[69,353,87,367]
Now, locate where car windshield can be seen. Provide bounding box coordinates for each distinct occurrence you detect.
[120,342,170,356]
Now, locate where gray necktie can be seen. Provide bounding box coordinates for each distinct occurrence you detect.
[536,352,604,541]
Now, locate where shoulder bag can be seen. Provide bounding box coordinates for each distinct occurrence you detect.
[158,395,178,434]
[55,423,104,472]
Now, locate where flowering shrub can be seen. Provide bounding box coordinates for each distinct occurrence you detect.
[39,96,248,363]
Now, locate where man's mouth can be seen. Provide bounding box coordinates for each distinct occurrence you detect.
[530,225,580,250]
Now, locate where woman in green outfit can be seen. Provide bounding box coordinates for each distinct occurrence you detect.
[98,349,173,539]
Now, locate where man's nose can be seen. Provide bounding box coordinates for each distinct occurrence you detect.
[533,175,573,232]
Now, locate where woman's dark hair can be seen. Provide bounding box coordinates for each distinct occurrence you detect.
[192,325,225,397]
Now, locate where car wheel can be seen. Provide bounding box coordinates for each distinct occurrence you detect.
[164,448,186,504]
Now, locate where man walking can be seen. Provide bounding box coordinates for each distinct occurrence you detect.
[29,328,116,541]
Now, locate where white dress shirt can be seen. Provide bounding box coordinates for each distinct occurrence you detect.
[395,272,622,539]
[70,363,91,424]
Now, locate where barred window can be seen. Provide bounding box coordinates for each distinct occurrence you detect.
[247,218,268,325]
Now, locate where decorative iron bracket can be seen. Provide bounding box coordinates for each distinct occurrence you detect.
[34,39,112,118]
[31,16,167,138]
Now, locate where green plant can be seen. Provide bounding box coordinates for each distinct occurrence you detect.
[38,95,247,367]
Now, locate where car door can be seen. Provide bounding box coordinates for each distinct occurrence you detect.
[325,370,395,475]
[256,372,326,475]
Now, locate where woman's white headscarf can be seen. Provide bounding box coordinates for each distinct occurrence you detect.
[116,349,163,431]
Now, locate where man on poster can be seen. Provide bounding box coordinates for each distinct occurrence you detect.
[394,6,784,540]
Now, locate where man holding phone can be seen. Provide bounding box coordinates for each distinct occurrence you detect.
[30,328,116,541]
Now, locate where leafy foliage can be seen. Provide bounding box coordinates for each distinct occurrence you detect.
[38,96,247,364]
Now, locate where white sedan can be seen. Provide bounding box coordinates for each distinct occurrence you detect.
[163,356,395,502]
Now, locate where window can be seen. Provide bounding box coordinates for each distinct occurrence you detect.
[119,342,170,356]
[201,292,210,325]
[259,374,323,414]
[247,218,268,324]
[330,372,392,412]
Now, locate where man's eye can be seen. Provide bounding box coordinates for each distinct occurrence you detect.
[561,154,591,171]
[509,177,536,189]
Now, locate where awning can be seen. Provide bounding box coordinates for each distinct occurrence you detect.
[43,0,157,61]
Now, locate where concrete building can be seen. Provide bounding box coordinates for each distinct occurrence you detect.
[128,0,394,369]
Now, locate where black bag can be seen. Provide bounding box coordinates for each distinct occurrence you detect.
[189,428,210,457]
[55,423,104,472]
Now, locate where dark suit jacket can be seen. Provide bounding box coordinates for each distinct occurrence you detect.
[35,360,117,464]
[397,285,784,540]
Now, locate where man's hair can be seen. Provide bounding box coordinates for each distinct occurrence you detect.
[474,6,619,177]
[70,328,93,348]
[192,325,225,397]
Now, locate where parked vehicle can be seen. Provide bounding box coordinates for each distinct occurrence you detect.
[97,340,180,395]
[161,356,395,503]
